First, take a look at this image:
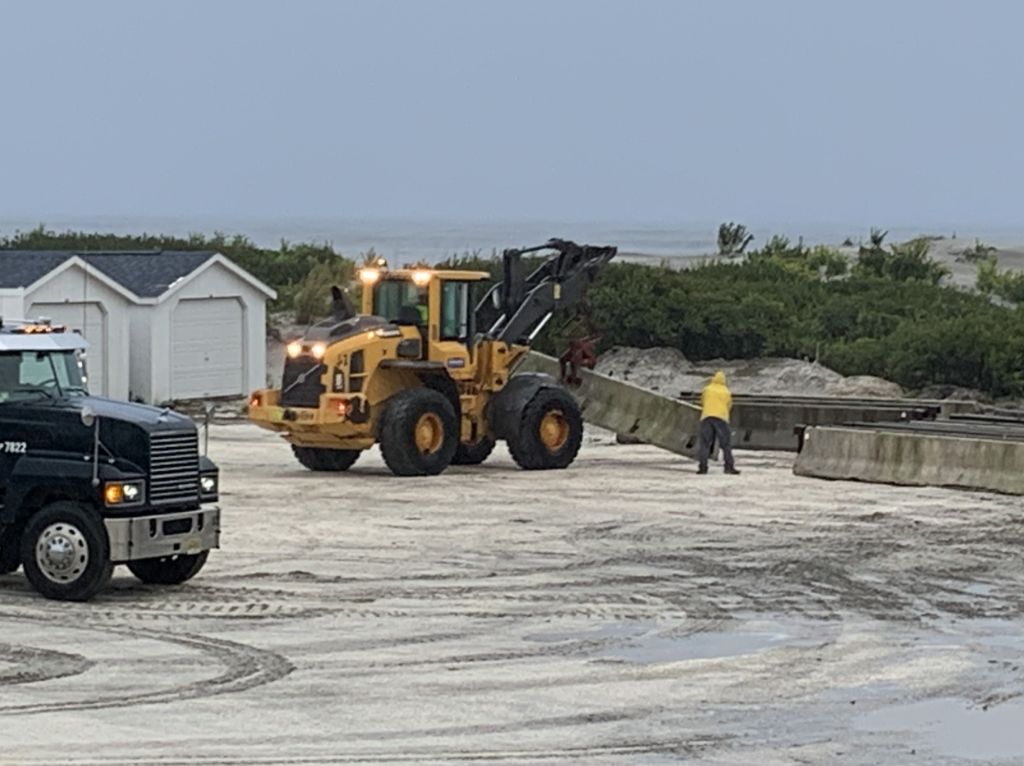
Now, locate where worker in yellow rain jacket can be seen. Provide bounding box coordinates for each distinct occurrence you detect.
[698,371,740,475]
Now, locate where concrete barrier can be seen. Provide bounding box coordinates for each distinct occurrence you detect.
[517,350,982,452]
[514,352,704,459]
[793,425,1024,495]
[676,394,980,451]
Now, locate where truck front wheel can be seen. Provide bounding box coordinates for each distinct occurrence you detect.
[128,551,209,585]
[21,502,113,602]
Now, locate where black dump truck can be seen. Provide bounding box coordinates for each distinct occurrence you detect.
[0,318,220,601]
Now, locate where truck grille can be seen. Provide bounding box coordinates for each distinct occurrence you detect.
[149,431,200,505]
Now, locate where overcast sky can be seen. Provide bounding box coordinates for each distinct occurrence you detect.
[1,0,1021,227]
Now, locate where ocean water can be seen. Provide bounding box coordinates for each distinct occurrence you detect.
[2,215,1023,265]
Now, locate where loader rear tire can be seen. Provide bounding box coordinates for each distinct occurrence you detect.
[452,435,495,465]
[292,445,361,472]
[379,388,458,476]
[507,387,583,470]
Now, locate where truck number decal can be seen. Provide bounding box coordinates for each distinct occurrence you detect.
[2,442,27,454]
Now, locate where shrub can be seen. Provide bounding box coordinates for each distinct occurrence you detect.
[717,222,754,256]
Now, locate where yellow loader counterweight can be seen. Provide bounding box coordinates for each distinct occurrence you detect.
[248,238,616,476]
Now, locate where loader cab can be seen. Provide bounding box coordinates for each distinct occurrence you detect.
[358,264,489,369]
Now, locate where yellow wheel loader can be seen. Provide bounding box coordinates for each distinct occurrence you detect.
[247,238,616,476]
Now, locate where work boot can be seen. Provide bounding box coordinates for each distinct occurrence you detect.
[725,467,741,475]
[697,466,708,474]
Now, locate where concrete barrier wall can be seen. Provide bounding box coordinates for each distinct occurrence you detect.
[677,396,980,451]
[514,352,704,459]
[793,426,1024,495]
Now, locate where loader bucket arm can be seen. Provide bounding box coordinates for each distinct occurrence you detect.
[476,238,616,346]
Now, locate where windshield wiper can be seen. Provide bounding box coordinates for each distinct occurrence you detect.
[12,386,57,400]
[45,354,65,398]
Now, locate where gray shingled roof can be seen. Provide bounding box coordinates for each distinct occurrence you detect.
[0,251,80,289]
[80,251,217,298]
[0,250,218,297]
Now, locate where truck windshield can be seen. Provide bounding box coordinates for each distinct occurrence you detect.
[0,350,88,402]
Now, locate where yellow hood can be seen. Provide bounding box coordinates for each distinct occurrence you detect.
[711,371,726,385]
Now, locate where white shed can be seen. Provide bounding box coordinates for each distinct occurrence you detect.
[0,250,276,404]
[0,252,136,399]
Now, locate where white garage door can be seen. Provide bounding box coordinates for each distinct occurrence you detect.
[28,302,106,397]
[171,298,244,399]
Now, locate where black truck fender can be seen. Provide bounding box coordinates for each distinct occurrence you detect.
[486,372,564,441]
[1,456,144,527]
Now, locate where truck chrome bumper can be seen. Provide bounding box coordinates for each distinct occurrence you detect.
[104,507,220,562]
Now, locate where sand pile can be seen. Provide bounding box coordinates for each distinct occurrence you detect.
[595,346,905,399]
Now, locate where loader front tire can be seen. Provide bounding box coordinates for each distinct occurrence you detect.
[507,387,583,470]
[292,445,361,472]
[379,388,458,476]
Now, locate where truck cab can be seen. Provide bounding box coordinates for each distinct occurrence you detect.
[0,318,220,601]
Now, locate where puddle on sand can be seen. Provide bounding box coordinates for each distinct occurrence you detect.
[856,698,1024,760]
[526,619,817,664]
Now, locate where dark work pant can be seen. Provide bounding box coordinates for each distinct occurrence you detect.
[698,417,735,471]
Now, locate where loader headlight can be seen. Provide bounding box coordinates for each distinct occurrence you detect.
[359,268,381,285]
[287,341,302,358]
[311,342,327,359]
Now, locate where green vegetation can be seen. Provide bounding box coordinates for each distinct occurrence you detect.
[747,235,848,279]
[717,222,754,257]
[976,259,1024,305]
[5,222,1024,398]
[955,238,998,264]
[850,230,949,285]
[0,224,353,315]
[573,231,1024,397]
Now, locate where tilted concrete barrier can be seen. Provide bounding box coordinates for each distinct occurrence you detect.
[514,352,704,460]
[793,425,1024,495]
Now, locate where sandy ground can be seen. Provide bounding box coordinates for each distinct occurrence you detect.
[2,424,1024,765]
[595,347,906,399]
